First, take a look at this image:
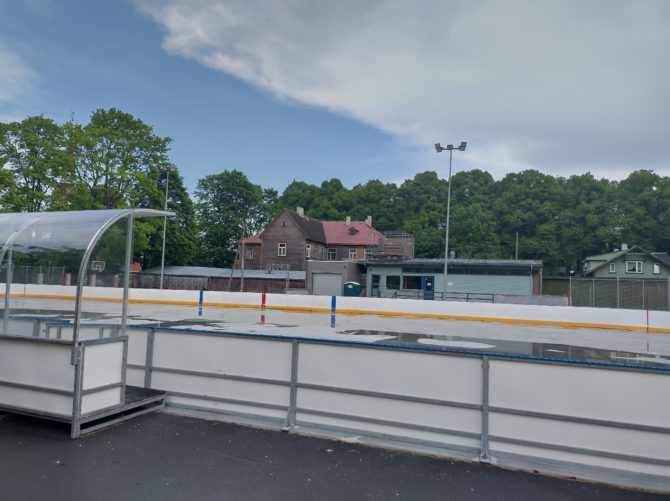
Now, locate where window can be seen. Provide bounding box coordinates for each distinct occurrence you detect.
[385,275,400,289]
[327,248,337,260]
[305,244,311,258]
[364,248,371,260]
[625,261,642,273]
[348,248,357,260]
[278,242,286,256]
[245,247,254,259]
[403,276,422,290]
[653,263,661,274]
[609,262,615,273]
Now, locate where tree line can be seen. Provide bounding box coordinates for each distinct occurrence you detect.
[2,109,669,274]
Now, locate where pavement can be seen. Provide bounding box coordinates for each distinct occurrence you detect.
[0,411,666,501]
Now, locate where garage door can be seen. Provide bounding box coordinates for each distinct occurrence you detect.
[313,273,342,296]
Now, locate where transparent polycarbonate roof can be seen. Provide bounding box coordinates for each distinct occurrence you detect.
[0,209,171,258]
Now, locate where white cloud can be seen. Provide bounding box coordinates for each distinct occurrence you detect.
[138,0,670,179]
[0,40,34,121]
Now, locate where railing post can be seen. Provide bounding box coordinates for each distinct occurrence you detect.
[282,340,300,431]
[480,355,491,463]
[144,328,155,388]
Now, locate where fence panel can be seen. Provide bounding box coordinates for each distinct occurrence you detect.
[560,277,669,311]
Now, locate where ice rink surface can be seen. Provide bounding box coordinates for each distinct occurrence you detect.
[8,295,670,365]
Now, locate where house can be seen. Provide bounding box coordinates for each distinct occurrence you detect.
[241,207,409,272]
[582,245,670,278]
[365,258,543,299]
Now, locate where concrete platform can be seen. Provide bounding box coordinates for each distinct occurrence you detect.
[0,411,665,500]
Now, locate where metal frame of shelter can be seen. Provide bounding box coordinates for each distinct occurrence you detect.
[0,209,173,437]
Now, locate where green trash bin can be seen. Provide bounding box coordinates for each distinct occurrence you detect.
[343,282,361,297]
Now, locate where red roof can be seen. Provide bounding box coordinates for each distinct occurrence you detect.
[322,221,383,245]
[242,233,262,245]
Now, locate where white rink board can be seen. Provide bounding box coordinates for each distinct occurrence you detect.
[295,412,481,451]
[151,371,290,407]
[152,332,292,381]
[81,387,122,415]
[82,341,124,391]
[167,395,286,421]
[298,344,482,404]
[297,388,481,434]
[489,359,670,427]
[0,339,73,392]
[0,386,72,417]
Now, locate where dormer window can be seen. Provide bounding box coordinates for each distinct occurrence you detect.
[348,227,359,235]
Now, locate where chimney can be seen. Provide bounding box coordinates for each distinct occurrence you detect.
[345,216,351,225]
[621,243,628,251]
[365,215,372,226]
[296,207,304,217]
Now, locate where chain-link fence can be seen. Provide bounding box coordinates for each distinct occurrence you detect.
[0,265,66,285]
[544,277,670,311]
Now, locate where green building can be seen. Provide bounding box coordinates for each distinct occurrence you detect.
[365,259,542,300]
[582,245,670,279]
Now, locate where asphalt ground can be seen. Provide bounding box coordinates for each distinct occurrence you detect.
[0,411,666,501]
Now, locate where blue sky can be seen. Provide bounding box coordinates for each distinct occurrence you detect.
[1,1,669,192]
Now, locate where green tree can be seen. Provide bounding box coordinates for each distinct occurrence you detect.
[140,168,197,268]
[68,108,171,209]
[194,170,267,267]
[395,172,450,258]
[0,116,71,212]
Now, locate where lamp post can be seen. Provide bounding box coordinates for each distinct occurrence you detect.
[434,141,467,300]
[238,223,246,292]
[159,164,177,289]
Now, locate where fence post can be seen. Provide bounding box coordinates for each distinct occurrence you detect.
[282,340,300,431]
[480,355,491,463]
[144,329,155,388]
[568,275,572,306]
[617,277,620,309]
[642,280,646,310]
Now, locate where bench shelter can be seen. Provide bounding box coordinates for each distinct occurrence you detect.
[0,209,172,437]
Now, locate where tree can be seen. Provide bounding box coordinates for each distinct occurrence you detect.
[140,168,198,268]
[396,172,449,258]
[0,116,71,212]
[68,108,171,209]
[194,170,267,267]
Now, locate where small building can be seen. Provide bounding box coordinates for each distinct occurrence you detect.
[305,260,364,296]
[365,259,542,300]
[582,245,670,278]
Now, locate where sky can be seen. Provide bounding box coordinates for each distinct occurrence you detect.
[1,0,669,192]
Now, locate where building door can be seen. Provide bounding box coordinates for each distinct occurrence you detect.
[422,276,434,300]
[313,273,343,296]
[371,274,380,297]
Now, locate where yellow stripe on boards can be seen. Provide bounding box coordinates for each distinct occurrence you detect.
[1,292,668,333]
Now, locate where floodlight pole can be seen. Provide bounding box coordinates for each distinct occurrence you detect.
[239,224,246,292]
[159,165,175,289]
[435,141,467,301]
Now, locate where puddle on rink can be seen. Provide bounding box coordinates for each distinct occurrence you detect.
[341,329,670,369]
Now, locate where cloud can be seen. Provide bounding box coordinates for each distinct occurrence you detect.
[137,0,670,179]
[0,40,35,121]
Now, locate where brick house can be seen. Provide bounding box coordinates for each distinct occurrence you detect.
[240,208,387,271]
